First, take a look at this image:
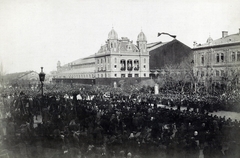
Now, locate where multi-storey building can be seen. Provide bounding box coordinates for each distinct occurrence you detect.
[94,28,149,84]
[4,71,39,86]
[193,28,240,88]
[54,28,149,85]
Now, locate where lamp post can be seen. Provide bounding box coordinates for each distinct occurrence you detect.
[39,67,46,98]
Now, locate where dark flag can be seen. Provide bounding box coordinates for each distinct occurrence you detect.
[158,32,176,38]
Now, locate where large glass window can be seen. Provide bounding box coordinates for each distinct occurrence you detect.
[127,60,133,71]
[120,60,126,71]
[134,60,139,70]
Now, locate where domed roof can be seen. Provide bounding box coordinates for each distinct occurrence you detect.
[137,31,147,41]
[206,36,213,44]
[108,28,118,40]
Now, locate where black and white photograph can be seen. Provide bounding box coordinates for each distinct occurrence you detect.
[0,0,240,157]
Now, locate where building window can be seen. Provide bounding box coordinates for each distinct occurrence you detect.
[144,73,146,77]
[114,65,117,68]
[232,52,236,62]
[144,58,146,63]
[115,58,117,63]
[143,65,146,69]
[216,53,220,63]
[221,53,224,62]
[127,60,133,71]
[201,71,204,77]
[128,74,132,77]
[120,60,126,71]
[97,59,99,64]
[135,74,139,77]
[237,51,240,61]
[134,60,139,70]
[114,74,117,77]
[196,71,199,76]
[121,74,125,78]
[216,70,219,76]
[231,70,235,76]
[201,55,204,65]
[220,70,224,76]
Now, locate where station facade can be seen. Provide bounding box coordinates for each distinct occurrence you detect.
[54,28,150,85]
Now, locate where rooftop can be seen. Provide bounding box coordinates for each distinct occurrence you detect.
[194,29,240,49]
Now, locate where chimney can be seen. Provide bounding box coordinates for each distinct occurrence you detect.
[222,31,228,38]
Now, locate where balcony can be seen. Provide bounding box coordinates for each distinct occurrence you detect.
[134,66,139,71]
[120,67,126,71]
[127,66,133,71]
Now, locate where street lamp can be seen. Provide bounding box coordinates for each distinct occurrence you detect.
[39,67,46,97]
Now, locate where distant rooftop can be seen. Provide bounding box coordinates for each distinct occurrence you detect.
[193,28,240,49]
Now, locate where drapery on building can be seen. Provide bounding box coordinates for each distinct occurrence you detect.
[193,28,240,87]
[53,28,150,85]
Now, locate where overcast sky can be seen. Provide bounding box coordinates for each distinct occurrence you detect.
[1,0,240,74]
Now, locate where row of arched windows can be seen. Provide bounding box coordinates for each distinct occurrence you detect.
[58,74,95,79]
[200,51,240,65]
[120,59,140,71]
[196,69,231,77]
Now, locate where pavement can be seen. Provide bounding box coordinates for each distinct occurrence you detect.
[157,104,240,121]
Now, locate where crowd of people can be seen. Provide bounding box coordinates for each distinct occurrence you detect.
[0,83,240,158]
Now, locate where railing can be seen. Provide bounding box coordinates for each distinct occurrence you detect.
[120,67,126,71]
[127,67,133,71]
